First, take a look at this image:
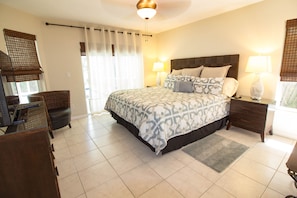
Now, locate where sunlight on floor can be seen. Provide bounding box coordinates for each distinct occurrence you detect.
[265,138,294,153]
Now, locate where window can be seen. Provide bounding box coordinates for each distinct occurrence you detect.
[278,18,297,110]
[2,29,44,102]
[278,82,297,109]
[80,55,91,113]
[3,29,43,82]
[79,27,144,114]
[10,81,40,103]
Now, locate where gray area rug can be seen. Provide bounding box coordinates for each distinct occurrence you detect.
[182,134,249,172]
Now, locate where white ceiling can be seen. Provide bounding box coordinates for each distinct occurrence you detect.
[0,0,263,33]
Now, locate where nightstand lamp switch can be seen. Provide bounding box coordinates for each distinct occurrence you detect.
[245,55,271,100]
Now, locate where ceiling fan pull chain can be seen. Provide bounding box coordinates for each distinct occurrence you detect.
[144,20,150,42]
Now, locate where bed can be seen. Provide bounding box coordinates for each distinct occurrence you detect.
[105,54,240,155]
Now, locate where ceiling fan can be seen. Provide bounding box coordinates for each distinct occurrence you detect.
[136,0,157,20]
[101,0,191,21]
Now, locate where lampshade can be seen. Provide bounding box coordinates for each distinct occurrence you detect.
[153,62,164,72]
[246,55,272,73]
[136,0,157,20]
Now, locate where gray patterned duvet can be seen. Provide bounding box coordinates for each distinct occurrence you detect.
[105,87,230,154]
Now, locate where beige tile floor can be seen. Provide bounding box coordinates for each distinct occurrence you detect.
[52,112,297,198]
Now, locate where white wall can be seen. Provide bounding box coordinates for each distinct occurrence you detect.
[156,0,297,100]
[0,4,158,117]
[274,109,297,140]
[155,0,297,139]
[0,5,44,54]
[39,20,88,118]
[0,6,88,117]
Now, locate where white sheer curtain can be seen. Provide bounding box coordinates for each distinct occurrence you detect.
[84,27,144,113]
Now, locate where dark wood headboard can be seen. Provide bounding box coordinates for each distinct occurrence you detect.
[171,54,240,79]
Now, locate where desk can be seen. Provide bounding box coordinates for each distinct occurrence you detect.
[0,101,60,198]
[6,101,48,132]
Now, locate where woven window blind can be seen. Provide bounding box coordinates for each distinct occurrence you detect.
[2,29,43,82]
[80,42,86,56]
[79,42,115,56]
[280,18,297,82]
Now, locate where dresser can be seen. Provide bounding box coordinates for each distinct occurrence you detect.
[0,102,60,198]
[226,96,275,142]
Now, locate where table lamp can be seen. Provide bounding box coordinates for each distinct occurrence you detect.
[153,62,164,86]
[245,55,271,100]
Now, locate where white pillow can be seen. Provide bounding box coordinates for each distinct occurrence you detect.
[222,77,239,97]
[200,65,231,78]
[171,69,182,75]
[181,66,203,77]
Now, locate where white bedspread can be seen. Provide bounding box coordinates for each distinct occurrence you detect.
[105,87,230,154]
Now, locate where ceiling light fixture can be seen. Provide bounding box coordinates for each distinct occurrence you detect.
[136,0,157,20]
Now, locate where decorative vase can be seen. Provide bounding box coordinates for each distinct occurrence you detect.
[250,73,263,100]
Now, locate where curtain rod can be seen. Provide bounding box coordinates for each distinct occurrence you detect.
[45,22,152,37]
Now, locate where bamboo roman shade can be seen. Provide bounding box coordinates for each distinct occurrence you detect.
[2,29,43,82]
[280,18,297,82]
[79,42,86,56]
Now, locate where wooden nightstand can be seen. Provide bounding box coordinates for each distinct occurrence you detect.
[226,96,275,142]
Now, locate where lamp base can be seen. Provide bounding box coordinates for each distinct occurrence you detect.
[156,72,161,87]
[250,73,264,100]
[250,96,262,100]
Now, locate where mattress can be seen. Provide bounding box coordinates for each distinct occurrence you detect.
[105,87,230,154]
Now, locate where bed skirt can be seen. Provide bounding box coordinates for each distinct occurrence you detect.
[110,111,228,155]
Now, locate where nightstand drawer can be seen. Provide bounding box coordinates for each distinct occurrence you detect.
[230,99,267,115]
[230,118,265,133]
[230,99,267,132]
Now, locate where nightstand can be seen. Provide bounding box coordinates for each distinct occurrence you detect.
[226,96,275,142]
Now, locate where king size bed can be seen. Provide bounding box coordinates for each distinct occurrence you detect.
[105,54,240,155]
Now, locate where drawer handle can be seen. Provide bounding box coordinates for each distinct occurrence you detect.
[55,166,59,176]
[52,152,55,160]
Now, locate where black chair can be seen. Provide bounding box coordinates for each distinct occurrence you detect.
[28,90,71,138]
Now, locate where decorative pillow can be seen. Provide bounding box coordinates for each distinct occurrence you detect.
[173,81,194,93]
[222,77,239,97]
[192,77,224,95]
[164,74,174,89]
[164,74,193,89]
[181,66,203,77]
[171,69,182,75]
[200,65,231,78]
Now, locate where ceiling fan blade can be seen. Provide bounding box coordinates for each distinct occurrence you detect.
[156,0,191,19]
[101,0,135,7]
[100,0,135,19]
